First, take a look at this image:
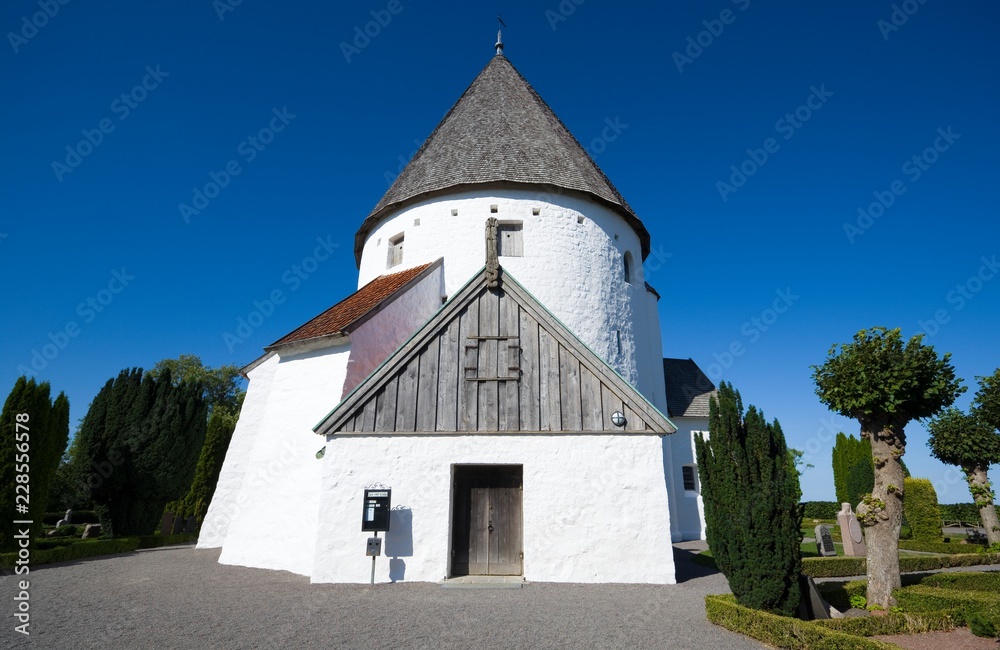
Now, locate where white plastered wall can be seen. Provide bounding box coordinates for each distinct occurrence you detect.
[198,353,279,549]
[312,433,675,584]
[357,189,653,389]
[667,418,708,541]
[215,344,351,576]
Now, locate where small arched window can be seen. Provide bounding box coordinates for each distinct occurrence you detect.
[623,251,633,284]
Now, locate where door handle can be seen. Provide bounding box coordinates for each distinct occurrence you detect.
[488,521,494,533]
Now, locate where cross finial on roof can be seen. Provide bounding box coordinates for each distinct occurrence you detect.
[495,14,506,56]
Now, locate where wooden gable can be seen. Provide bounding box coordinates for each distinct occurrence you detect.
[314,268,676,436]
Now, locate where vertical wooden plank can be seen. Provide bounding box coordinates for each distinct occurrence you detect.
[579,367,603,431]
[361,394,376,432]
[622,402,641,432]
[416,338,440,432]
[538,329,561,431]
[478,290,499,431]
[559,344,583,431]
[451,469,471,576]
[601,384,623,432]
[395,357,419,431]
[375,378,397,432]
[458,303,479,432]
[436,317,459,432]
[499,291,520,431]
[518,312,540,431]
[469,471,490,575]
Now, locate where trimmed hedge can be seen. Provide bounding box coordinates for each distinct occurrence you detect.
[802,501,840,520]
[136,533,198,549]
[940,503,998,525]
[42,510,99,525]
[816,611,954,636]
[904,478,942,543]
[801,552,1000,578]
[899,540,984,554]
[704,594,899,649]
[0,533,197,570]
[0,538,140,570]
[917,572,1000,592]
[895,585,1000,628]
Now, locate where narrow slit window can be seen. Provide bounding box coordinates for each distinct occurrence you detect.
[387,233,404,268]
[623,251,633,284]
[497,222,523,257]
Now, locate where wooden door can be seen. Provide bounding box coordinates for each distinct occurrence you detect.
[451,466,523,576]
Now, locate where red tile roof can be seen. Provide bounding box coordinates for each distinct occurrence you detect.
[268,262,436,348]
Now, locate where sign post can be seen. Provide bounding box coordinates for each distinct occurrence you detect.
[362,488,391,585]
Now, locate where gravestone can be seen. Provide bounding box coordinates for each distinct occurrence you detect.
[815,524,836,557]
[837,503,867,557]
[64,509,73,524]
[172,514,185,535]
[81,523,102,539]
[160,512,175,537]
[183,516,197,534]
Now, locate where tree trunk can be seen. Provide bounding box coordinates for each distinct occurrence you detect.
[857,425,905,609]
[967,465,1000,546]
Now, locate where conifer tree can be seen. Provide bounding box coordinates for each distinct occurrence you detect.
[695,382,802,615]
[0,377,70,550]
[832,433,874,507]
[76,368,207,536]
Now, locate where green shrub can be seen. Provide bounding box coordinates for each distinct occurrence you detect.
[899,540,983,554]
[704,594,898,649]
[42,510,99,525]
[35,538,76,551]
[816,611,953,636]
[136,533,198,549]
[802,501,840,520]
[968,613,997,638]
[917,572,1000,592]
[894,584,1000,630]
[940,503,992,524]
[904,478,942,542]
[0,538,140,569]
[802,552,1000,578]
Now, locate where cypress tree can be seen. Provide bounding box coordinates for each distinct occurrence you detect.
[1,377,30,552]
[178,409,238,524]
[77,368,207,536]
[695,382,802,615]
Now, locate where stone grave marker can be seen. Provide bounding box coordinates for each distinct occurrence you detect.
[183,516,197,533]
[160,512,175,537]
[815,524,836,557]
[836,503,867,557]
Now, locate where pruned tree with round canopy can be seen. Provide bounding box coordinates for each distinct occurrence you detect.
[811,327,964,608]
[926,406,1000,544]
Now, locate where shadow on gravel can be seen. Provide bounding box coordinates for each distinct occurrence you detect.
[672,545,722,583]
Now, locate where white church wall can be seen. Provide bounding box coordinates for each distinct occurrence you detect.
[198,353,279,549]
[667,418,708,541]
[343,263,444,395]
[312,433,675,584]
[216,344,351,576]
[356,189,648,388]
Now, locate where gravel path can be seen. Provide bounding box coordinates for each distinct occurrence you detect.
[1,541,765,649]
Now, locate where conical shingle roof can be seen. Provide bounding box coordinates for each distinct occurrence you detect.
[354,54,649,264]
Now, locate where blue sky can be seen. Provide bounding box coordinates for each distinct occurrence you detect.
[2,0,997,503]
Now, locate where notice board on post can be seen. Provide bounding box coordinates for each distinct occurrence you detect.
[362,489,391,532]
